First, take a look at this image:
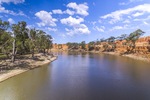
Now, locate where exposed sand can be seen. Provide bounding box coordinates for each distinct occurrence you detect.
[0,54,57,83]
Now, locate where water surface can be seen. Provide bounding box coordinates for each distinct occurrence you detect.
[0,52,150,100]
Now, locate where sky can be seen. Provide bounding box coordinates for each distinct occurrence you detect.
[0,0,150,43]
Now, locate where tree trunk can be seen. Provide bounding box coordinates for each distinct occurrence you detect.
[32,48,34,59]
[12,39,16,63]
[43,49,45,55]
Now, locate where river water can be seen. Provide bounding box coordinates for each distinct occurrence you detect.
[0,52,150,100]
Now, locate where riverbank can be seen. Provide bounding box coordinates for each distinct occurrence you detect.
[103,52,150,63]
[0,54,57,83]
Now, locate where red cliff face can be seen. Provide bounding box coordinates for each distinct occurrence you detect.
[135,36,150,54]
[52,36,150,54]
[52,44,68,50]
[115,40,128,53]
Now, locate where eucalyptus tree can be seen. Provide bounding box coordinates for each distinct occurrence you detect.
[106,36,116,51]
[36,30,46,53]
[80,41,86,50]
[66,42,79,50]
[88,41,95,51]
[126,29,145,52]
[0,19,11,58]
[36,30,52,54]
[0,32,12,58]
[0,19,9,36]
[100,38,106,42]
[44,34,52,54]
[16,21,29,54]
[29,28,37,58]
[117,34,128,41]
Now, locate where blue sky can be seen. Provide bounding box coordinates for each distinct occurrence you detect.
[0,0,150,43]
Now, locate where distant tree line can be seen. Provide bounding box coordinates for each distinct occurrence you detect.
[66,41,86,50]
[0,19,53,62]
[66,29,145,53]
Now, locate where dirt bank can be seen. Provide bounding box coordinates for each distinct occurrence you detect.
[0,54,57,83]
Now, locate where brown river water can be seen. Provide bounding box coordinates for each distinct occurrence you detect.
[0,52,150,100]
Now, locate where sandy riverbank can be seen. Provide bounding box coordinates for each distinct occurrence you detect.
[0,54,57,83]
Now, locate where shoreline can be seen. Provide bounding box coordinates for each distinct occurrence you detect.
[0,56,57,83]
[103,52,150,63]
[52,49,150,63]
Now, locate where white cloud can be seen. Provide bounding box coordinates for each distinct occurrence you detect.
[27,25,34,29]
[123,19,130,23]
[8,18,15,24]
[134,15,150,22]
[67,2,89,16]
[52,9,63,14]
[94,26,105,32]
[112,26,123,30]
[60,16,84,26]
[91,21,96,25]
[119,0,143,5]
[65,24,90,36]
[0,0,26,16]
[35,10,57,27]
[101,4,150,24]
[61,16,90,35]
[0,0,25,4]
[110,25,128,31]
[132,12,144,17]
[144,21,149,25]
[64,9,75,15]
[0,5,26,16]
[47,27,57,32]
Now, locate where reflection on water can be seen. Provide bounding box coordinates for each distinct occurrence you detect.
[0,52,150,100]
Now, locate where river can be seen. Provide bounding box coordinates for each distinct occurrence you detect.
[0,52,150,100]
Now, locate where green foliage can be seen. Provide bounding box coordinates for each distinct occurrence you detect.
[126,29,145,43]
[0,19,53,61]
[80,41,86,50]
[88,41,95,51]
[67,42,80,49]
[117,34,128,41]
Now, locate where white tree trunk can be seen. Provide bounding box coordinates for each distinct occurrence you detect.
[12,39,16,63]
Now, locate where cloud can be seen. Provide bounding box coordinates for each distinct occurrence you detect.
[61,16,90,35]
[134,15,150,22]
[64,9,75,15]
[8,18,15,24]
[52,9,63,14]
[101,4,150,24]
[65,24,90,36]
[26,25,34,29]
[0,0,26,16]
[123,19,130,23]
[110,25,128,31]
[60,16,84,26]
[0,0,25,4]
[143,21,149,25]
[132,12,144,17]
[67,2,89,16]
[47,27,57,32]
[0,5,26,16]
[52,9,75,15]
[119,0,143,5]
[35,10,58,27]
[93,26,105,32]
[51,2,89,16]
